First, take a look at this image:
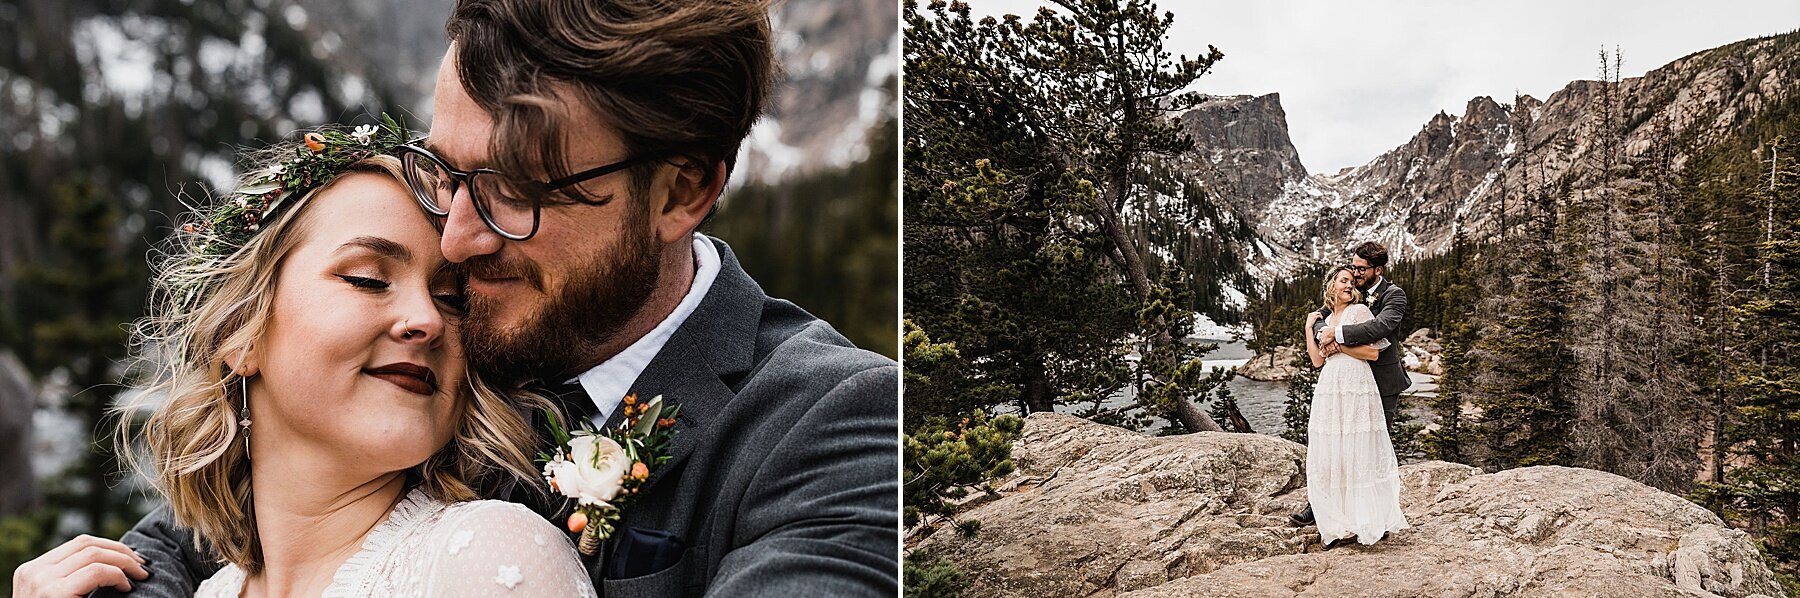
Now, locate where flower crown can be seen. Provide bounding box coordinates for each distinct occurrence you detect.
[182,114,414,260]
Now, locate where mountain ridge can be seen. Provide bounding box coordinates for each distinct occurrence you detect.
[1176,30,1800,271]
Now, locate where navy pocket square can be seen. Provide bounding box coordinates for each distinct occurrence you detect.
[606,527,686,580]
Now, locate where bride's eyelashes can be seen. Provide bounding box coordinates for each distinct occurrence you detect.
[337,274,391,290]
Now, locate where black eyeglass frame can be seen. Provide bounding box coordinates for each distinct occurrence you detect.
[397,143,671,241]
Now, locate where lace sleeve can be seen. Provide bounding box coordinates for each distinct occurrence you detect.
[420,501,596,598]
[1343,304,1392,351]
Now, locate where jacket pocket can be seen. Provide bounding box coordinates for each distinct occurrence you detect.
[601,544,707,598]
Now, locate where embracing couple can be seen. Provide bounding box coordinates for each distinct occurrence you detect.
[11,1,897,596]
[1289,241,1411,548]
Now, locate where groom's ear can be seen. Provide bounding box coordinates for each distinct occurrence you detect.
[652,159,726,245]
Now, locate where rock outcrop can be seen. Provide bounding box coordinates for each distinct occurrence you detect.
[1238,345,1304,381]
[912,413,1782,597]
[1177,93,1311,226]
[1403,328,1446,376]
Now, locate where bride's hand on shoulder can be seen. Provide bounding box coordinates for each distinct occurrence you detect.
[11,534,151,597]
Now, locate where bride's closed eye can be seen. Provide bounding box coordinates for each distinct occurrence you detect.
[338,274,390,290]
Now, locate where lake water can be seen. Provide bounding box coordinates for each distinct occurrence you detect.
[1098,339,1438,436]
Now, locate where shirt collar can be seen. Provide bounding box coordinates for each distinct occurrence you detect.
[570,233,721,425]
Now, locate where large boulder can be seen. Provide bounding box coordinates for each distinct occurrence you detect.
[913,413,1781,598]
[1404,329,1446,376]
[1238,346,1304,381]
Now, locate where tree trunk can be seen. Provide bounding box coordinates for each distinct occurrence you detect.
[1175,394,1224,433]
[1022,359,1056,414]
[1227,404,1254,434]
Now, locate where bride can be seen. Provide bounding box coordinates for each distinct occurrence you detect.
[11,121,595,597]
[1303,265,1410,547]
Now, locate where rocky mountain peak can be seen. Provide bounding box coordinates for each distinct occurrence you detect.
[1176,93,1308,223]
[1177,31,1798,272]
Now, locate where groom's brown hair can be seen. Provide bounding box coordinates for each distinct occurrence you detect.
[445,0,776,200]
[1352,241,1389,268]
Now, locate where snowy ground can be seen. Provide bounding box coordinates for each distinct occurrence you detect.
[1190,314,1249,340]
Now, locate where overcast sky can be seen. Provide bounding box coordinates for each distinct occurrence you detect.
[960,1,1800,174]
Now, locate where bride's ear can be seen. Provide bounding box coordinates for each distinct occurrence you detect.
[225,347,260,378]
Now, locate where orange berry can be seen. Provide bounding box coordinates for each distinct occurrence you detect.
[567,511,588,534]
[623,394,637,405]
[631,462,649,480]
[657,417,676,428]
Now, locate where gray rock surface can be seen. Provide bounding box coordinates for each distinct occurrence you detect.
[1238,345,1304,381]
[913,413,1782,598]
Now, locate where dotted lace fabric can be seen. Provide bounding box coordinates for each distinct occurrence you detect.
[195,489,596,597]
[1308,303,1412,544]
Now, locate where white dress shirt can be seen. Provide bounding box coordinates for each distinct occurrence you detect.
[569,233,720,425]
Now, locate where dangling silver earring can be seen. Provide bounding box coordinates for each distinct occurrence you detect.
[238,376,253,457]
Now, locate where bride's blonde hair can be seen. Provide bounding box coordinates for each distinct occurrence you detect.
[1319,264,1364,309]
[119,140,551,573]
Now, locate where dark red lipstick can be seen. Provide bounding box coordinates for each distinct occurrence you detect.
[365,362,439,396]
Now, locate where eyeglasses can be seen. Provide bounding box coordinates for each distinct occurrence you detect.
[1348,265,1375,273]
[397,143,669,241]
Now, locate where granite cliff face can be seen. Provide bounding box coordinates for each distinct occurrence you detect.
[1178,32,1800,268]
[910,413,1783,597]
[1177,93,1310,225]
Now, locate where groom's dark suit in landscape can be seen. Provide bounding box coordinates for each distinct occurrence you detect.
[1313,277,1411,430]
[99,236,900,597]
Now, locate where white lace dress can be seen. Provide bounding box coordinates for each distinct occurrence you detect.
[1307,303,1411,544]
[194,489,596,597]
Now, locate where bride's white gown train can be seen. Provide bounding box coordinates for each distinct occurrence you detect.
[1307,303,1410,545]
[195,488,596,597]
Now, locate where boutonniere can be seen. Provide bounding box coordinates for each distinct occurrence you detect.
[540,394,681,555]
[1367,291,1380,305]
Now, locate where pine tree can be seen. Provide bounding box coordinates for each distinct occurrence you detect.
[904,0,1234,430]
[1702,136,1800,580]
[1419,234,1479,463]
[1562,49,1702,491]
[1467,167,1580,468]
[1279,352,1318,444]
[902,411,1025,535]
[13,178,149,540]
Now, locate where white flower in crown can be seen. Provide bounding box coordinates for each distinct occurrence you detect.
[350,124,379,145]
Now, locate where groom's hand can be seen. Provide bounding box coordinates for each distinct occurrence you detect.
[11,535,151,597]
[1320,338,1341,357]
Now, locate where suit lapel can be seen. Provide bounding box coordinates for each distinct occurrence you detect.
[621,236,764,492]
[1366,279,1387,309]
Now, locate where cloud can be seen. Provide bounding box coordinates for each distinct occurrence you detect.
[955,0,1800,173]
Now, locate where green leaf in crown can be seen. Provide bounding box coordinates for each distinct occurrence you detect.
[181,113,415,261]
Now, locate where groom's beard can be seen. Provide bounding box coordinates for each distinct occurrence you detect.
[460,209,663,383]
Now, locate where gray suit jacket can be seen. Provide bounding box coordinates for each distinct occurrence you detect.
[101,236,899,597]
[1314,278,1410,398]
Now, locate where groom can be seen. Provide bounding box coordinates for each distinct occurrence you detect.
[103,0,898,596]
[1291,240,1410,527]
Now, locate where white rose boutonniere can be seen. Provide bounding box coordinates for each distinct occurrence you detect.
[549,435,632,507]
[539,394,681,555]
